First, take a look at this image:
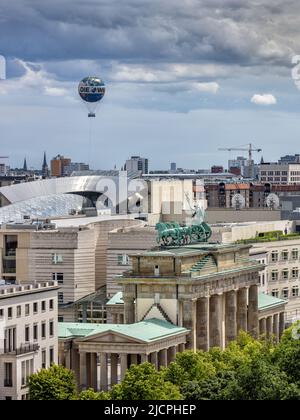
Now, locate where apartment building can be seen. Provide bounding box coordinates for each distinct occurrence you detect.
[251,239,300,318]
[259,163,300,185]
[0,281,59,400]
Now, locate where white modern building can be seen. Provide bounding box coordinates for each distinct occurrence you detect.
[259,163,300,185]
[0,281,59,400]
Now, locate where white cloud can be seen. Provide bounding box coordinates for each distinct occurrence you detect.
[251,93,277,106]
[192,82,219,94]
[44,86,67,97]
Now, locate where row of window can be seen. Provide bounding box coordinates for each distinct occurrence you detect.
[1,299,55,320]
[272,286,299,299]
[24,320,55,342]
[270,268,299,281]
[3,348,55,390]
[270,249,299,262]
[260,171,288,176]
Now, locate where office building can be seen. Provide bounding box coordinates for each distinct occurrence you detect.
[125,156,149,174]
[0,281,59,400]
[50,155,71,177]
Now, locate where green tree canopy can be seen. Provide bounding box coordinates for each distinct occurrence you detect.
[29,365,77,400]
[110,362,181,400]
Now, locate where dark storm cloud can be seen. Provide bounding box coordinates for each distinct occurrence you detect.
[0,0,298,71]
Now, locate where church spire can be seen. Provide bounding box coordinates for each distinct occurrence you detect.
[23,157,28,172]
[42,152,49,177]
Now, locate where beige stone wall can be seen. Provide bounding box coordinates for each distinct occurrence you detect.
[206,208,281,224]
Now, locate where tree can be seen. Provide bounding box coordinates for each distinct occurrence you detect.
[29,365,77,400]
[273,321,300,385]
[110,362,181,400]
[79,389,111,400]
[163,350,215,388]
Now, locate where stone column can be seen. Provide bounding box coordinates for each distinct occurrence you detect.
[86,353,91,389]
[140,354,148,364]
[79,352,87,390]
[209,294,223,349]
[110,354,118,386]
[90,353,98,391]
[248,285,259,338]
[237,287,248,333]
[273,314,279,343]
[112,313,118,324]
[100,353,108,391]
[167,346,177,364]
[130,354,138,366]
[65,349,71,370]
[279,312,285,338]
[59,348,65,366]
[196,297,210,351]
[259,318,266,337]
[182,299,197,350]
[124,298,135,324]
[158,349,168,369]
[150,351,158,370]
[225,290,237,346]
[266,316,273,339]
[72,348,80,389]
[178,343,185,353]
[120,354,128,381]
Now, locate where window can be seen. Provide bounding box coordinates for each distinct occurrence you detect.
[49,299,54,310]
[271,251,278,262]
[25,304,30,316]
[52,254,64,264]
[33,302,38,314]
[271,270,278,281]
[17,305,21,317]
[4,363,13,387]
[25,326,30,342]
[292,268,299,279]
[282,288,289,299]
[281,250,289,261]
[49,320,54,337]
[4,328,16,353]
[49,348,54,365]
[41,322,46,339]
[282,269,289,280]
[117,254,130,266]
[292,249,299,260]
[21,359,33,387]
[52,273,64,284]
[260,273,265,286]
[58,316,64,322]
[42,350,46,369]
[41,301,46,312]
[7,307,12,319]
[0,308,3,317]
[33,324,38,341]
[272,289,279,298]
[4,235,18,257]
[58,293,64,304]
[292,286,299,297]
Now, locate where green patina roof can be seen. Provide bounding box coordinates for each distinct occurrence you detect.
[258,293,287,311]
[141,242,246,257]
[59,318,188,342]
[106,291,124,306]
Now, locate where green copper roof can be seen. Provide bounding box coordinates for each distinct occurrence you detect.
[258,293,287,311]
[106,292,124,306]
[59,318,188,342]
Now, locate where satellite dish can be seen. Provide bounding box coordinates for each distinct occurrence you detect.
[231,193,246,210]
[265,193,280,210]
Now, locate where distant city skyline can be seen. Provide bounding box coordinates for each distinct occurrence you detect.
[1,1,300,170]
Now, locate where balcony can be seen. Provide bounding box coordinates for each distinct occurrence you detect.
[1,343,39,356]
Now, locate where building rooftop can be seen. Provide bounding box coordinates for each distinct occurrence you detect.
[59,318,188,342]
[0,281,59,299]
[106,292,124,306]
[258,293,287,311]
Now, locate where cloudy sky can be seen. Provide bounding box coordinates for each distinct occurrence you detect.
[0,0,300,170]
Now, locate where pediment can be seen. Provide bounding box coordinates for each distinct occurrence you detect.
[78,330,146,344]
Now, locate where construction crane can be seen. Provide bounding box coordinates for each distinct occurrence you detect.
[218,143,262,178]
